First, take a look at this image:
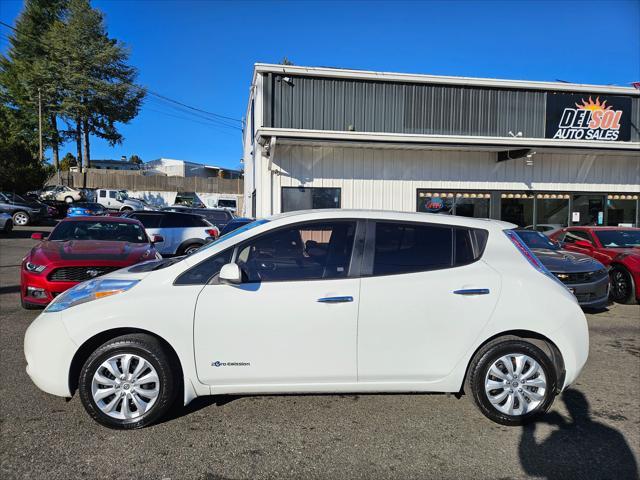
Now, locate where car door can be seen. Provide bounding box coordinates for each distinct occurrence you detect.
[193,220,362,387]
[357,221,500,383]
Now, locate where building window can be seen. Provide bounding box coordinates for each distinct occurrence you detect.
[607,195,638,226]
[536,194,570,227]
[572,195,605,226]
[501,193,534,227]
[416,191,490,218]
[281,187,341,213]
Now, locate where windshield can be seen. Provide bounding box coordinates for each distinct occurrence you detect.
[197,219,270,253]
[116,190,129,201]
[514,230,560,250]
[3,192,28,203]
[49,221,148,243]
[595,230,640,248]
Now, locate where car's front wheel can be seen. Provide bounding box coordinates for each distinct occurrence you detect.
[467,338,557,425]
[12,211,30,226]
[609,266,636,304]
[78,334,177,429]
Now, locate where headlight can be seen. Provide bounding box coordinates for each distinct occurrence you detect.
[25,262,46,273]
[45,279,139,313]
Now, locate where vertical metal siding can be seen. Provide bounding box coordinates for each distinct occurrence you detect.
[268,74,549,138]
[271,145,640,215]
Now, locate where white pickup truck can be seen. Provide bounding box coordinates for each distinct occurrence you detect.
[95,189,154,212]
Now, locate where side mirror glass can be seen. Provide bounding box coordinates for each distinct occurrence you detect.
[151,234,164,243]
[219,263,242,284]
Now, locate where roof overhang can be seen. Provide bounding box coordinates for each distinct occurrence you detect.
[256,128,640,155]
[253,63,640,96]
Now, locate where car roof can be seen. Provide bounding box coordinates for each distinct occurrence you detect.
[267,209,516,231]
[566,226,639,231]
[59,216,140,224]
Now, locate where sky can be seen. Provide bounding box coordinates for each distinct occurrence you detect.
[1,0,639,170]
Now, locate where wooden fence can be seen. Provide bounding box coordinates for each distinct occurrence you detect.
[49,170,243,194]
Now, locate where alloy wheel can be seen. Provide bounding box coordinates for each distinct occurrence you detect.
[484,353,547,416]
[611,270,629,302]
[13,212,29,226]
[91,353,160,420]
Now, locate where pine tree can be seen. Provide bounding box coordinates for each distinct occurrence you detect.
[46,0,145,170]
[0,0,68,169]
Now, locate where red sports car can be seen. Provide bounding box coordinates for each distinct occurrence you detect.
[549,227,640,304]
[21,216,162,309]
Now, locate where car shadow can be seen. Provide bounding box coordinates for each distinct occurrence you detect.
[519,389,638,479]
[159,395,242,425]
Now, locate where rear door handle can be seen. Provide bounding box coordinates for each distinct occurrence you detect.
[317,296,354,303]
[453,289,490,295]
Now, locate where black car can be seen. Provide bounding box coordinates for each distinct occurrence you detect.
[515,229,609,308]
[161,206,234,229]
[219,217,255,236]
[0,192,49,226]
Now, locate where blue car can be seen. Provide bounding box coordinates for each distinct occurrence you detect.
[66,202,107,217]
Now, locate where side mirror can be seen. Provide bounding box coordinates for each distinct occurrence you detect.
[31,232,47,240]
[151,234,164,243]
[219,263,242,284]
[574,240,593,249]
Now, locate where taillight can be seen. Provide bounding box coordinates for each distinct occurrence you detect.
[206,228,219,238]
[504,230,567,287]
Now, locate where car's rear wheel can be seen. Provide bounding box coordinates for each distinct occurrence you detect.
[467,338,557,425]
[181,243,203,255]
[78,334,177,429]
[12,211,30,226]
[609,266,636,304]
[64,196,74,203]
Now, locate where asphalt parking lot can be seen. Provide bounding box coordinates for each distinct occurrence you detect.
[1,225,639,480]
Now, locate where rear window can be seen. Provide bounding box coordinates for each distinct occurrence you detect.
[161,213,211,228]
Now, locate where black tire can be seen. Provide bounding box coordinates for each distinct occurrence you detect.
[78,334,177,429]
[120,207,133,212]
[609,266,636,305]
[466,337,557,426]
[2,220,13,233]
[12,210,30,226]
[180,243,203,255]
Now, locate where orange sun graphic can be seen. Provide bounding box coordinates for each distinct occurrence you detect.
[575,96,611,111]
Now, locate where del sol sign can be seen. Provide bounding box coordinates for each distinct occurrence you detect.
[545,93,632,142]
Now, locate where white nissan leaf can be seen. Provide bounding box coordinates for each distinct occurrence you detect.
[24,210,589,429]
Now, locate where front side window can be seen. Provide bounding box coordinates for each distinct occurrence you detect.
[281,187,341,213]
[372,222,453,276]
[236,221,356,282]
[108,191,116,198]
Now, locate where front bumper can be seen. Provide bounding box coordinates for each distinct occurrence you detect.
[558,273,609,308]
[24,312,77,397]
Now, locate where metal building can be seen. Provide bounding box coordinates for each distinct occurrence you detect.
[243,64,640,227]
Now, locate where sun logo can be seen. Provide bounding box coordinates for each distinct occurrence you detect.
[575,96,611,112]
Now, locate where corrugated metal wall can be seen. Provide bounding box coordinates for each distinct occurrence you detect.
[264,73,639,141]
[271,144,640,214]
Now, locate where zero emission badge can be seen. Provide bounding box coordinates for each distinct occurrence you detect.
[545,93,632,142]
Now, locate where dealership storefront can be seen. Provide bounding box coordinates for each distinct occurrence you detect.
[243,64,640,226]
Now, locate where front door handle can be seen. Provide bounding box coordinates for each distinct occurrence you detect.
[317,296,354,303]
[453,288,490,295]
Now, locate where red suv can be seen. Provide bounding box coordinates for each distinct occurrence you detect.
[549,227,640,304]
[21,216,162,309]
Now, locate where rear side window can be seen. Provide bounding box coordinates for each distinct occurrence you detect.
[454,228,488,266]
[372,222,453,276]
[204,211,230,223]
[99,190,106,198]
[161,213,192,228]
[131,214,162,229]
[175,248,233,285]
